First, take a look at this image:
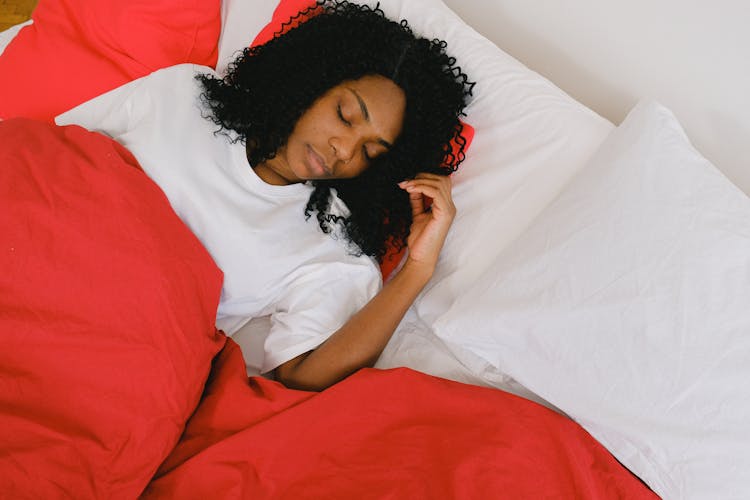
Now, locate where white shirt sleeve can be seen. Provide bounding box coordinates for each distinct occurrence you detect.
[55,74,151,136]
[261,258,381,373]
[55,64,212,137]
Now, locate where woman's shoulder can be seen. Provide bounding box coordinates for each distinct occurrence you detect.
[125,64,219,114]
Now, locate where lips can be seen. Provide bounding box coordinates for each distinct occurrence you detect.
[306,145,330,177]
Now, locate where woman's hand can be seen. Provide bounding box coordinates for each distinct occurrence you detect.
[398,173,456,275]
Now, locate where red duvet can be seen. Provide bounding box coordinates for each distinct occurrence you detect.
[0,119,657,498]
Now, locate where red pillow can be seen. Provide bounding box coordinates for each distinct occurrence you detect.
[0,0,221,122]
[0,119,226,497]
[252,0,475,281]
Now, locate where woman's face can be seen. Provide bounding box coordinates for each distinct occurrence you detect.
[255,75,406,185]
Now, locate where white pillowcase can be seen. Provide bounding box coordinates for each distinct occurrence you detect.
[370,0,614,326]
[434,100,750,499]
[216,0,275,75]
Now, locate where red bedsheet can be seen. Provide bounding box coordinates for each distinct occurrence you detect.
[0,119,658,498]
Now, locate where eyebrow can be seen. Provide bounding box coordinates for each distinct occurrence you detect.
[347,87,393,150]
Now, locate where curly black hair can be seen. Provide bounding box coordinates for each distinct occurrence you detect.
[198,0,473,262]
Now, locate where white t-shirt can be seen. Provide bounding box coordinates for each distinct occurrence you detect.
[56,64,381,373]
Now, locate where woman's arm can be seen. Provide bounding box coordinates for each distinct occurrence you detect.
[275,173,455,391]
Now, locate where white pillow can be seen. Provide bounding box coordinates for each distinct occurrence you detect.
[434,100,750,499]
[216,0,275,75]
[218,0,613,320]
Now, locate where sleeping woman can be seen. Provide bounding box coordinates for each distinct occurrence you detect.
[55,0,473,391]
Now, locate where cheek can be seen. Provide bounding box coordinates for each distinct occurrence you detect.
[288,143,307,175]
[295,104,331,140]
[284,127,309,166]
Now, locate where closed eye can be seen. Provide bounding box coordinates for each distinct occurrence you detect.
[337,104,351,127]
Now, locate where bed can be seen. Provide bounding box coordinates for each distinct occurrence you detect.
[1,0,748,498]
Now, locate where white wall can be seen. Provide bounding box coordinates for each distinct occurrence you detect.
[443,0,750,195]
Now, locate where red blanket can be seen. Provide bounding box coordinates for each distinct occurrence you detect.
[0,118,226,497]
[0,119,657,498]
[147,339,658,499]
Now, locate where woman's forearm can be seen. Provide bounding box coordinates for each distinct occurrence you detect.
[274,258,432,391]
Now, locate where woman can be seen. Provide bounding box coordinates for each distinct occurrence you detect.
[56,0,473,391]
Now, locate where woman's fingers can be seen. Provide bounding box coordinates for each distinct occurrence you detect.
[399,181,428,216]
[396,174,456,271]
[407,190,425,217]
[399,174,453,199]
[399,174,455,217]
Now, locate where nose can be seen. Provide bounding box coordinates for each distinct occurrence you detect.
[329,133,358,164]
